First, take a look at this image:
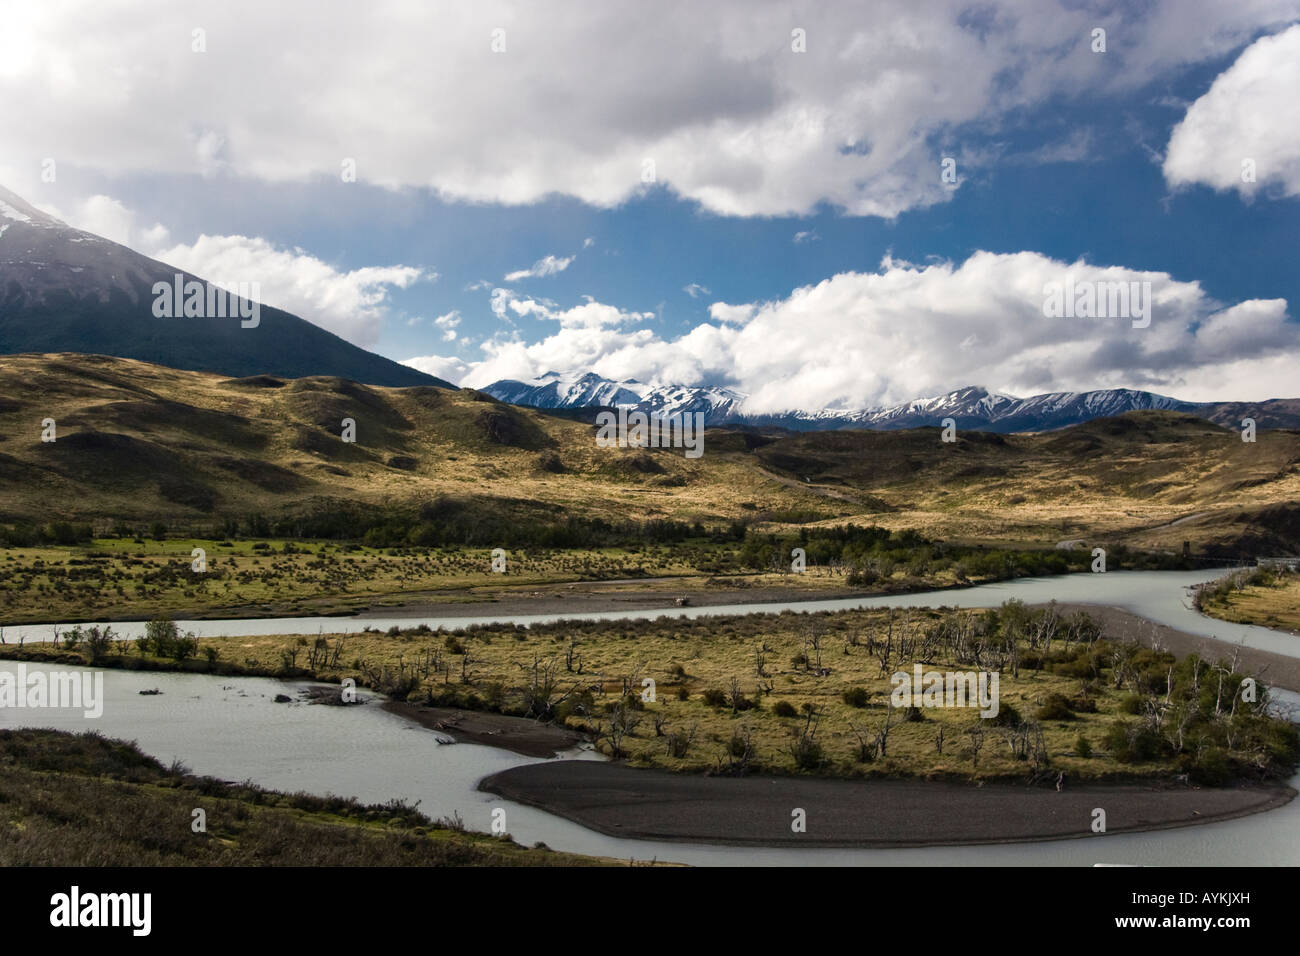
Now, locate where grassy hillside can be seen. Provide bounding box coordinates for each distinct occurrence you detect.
[0,728,605,865]
[1,353,1298,558]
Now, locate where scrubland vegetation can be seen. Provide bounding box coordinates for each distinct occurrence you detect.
[7,601,1294,787]
[0,728,604,865]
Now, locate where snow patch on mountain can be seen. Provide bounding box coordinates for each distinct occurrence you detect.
[482,372,1211,433]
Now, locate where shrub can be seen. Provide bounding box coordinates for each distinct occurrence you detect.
[1034,693,1074,721]
[701,688,727,708]
[988,703,1022,727]
[1187,746,1233,786]
[1075,735,1092,758]
[772,700,797,718]
[790,736,825,770]
[842,687,870,708]
[1118,693,1144,715]
[1104,721,1163,763]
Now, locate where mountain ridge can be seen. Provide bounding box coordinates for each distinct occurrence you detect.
[482,370,1300,434]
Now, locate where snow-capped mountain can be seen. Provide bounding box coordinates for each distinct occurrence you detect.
[484,371,748,420]
[481,372,1293,433]
[837,386,1199,432]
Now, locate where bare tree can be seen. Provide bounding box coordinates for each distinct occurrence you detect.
[597,700,642,758]
[872,704,896,759]
[518,653,575,719]
[664,721,697,758]
[966,725,986,769]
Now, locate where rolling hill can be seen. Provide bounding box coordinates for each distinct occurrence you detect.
[1,353,1298,556]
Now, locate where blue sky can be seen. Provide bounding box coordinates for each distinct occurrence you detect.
[2,2,1298,409]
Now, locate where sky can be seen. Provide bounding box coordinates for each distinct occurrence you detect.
[1,0,1298,411]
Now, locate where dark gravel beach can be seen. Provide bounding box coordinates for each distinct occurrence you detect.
[480,760,1296,848]
[381,700,586,758]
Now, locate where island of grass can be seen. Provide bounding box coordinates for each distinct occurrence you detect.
[0,729,608,866]
[1196,566,1300,635]
[9,601,1296,785]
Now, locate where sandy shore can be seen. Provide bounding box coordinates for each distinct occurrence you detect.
[480,761,1296,848]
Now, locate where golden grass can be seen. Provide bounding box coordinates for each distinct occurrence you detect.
[2,353,1298,557]
[176,609,1178,780]
[1199,571,1300,634]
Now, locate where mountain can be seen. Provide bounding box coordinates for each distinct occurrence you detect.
[483,373,1300,434]
[0,185,452,388]
[484,370,746,420]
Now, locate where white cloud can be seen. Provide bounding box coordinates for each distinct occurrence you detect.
[3,1,1293,218]
[153,234,430,346]
[489,287,514,321]
[402,353,472,383]
[434,309,461,341]
[1164,24,1300,199]
[683,282,710,298]
[34,193,170,249]
[441,252,1298,404]
[707,302,756,325]
[504,254,574,281]
[792,230,820,244]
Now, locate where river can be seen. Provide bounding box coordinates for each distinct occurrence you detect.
[2,567,1298,866]
[5,567,1295,658]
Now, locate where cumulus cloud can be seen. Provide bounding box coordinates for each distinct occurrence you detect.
[3,1,1293,218]
[152,235,430,346]
[33,193,170,249]
[504,254,574,281]
[1164,24,1300,199]
[402,353,473,383]
[433,309,461,341]
[411,251,1298,403]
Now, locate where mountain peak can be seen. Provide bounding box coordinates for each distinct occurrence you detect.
[0,185,453,389]
[0,184,65,230]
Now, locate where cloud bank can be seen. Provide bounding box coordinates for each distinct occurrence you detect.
[409,251,1297,406]
[4,1,1295,218]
